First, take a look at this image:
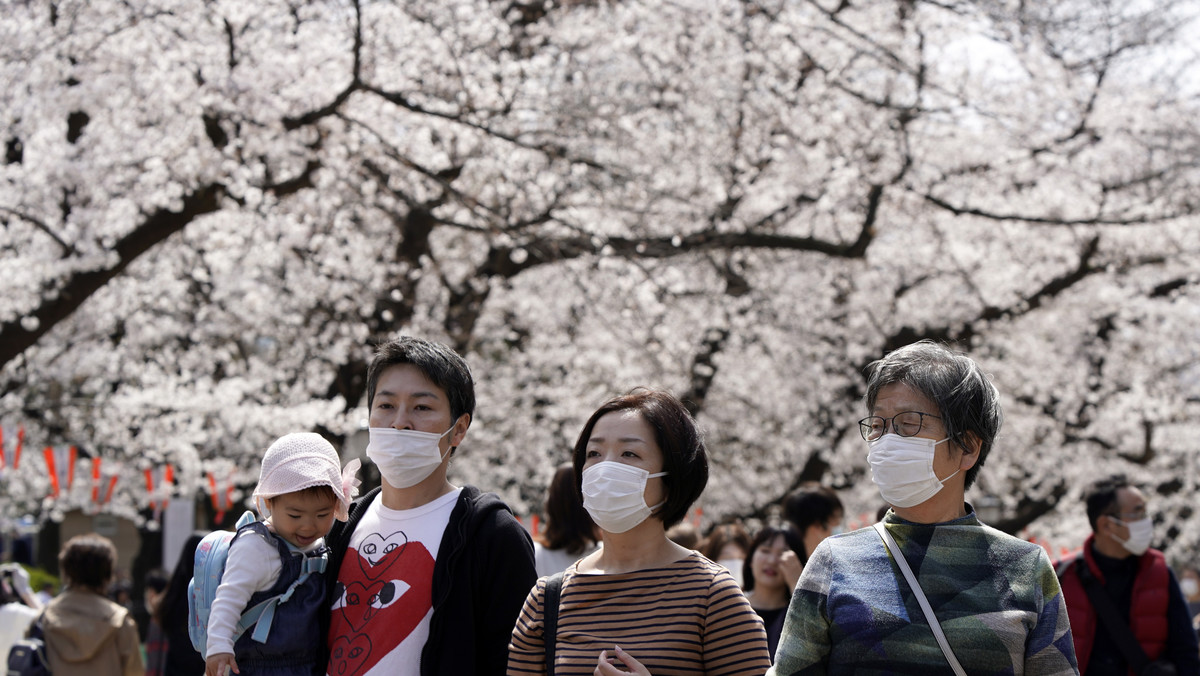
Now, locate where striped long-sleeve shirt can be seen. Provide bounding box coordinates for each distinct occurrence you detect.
[769,509,1079,676]
[507,551,771,675]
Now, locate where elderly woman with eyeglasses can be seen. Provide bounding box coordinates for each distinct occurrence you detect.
[769,341,1079,676]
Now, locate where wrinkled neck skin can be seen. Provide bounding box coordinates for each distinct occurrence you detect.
[892,486,968,525]
[580,517,690,575]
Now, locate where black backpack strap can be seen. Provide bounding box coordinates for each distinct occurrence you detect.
[1076,559,1153,675]
[543,571,565,675]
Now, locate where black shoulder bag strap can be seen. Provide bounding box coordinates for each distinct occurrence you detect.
[1076,558,1153,675]
[543,571,565,676]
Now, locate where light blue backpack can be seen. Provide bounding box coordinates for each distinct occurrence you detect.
[187,510,327,654]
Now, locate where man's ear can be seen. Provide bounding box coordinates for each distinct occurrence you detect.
[956,432,982,471]
[449,413,471,452]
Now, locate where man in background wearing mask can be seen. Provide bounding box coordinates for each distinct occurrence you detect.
[318,336,536,676]
[1057,475,1200,675]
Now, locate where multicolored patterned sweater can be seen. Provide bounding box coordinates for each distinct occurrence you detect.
[769,509,1079,675]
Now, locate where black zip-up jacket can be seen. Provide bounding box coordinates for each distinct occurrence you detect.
[317,485,537,675]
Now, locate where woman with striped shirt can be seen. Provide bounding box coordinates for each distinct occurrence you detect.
[508,389,771,676]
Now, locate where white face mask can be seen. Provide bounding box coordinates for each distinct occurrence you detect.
[1181,578,1199,599]
[366,425,456,489]
[1113,516,1154,556]
[867,434,958,508]
[581,461,667,534]
[717,559,745,587]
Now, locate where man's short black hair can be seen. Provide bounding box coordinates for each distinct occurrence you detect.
[1084,473,1134,532]
[782,483,843,543]
[366,336,476,424]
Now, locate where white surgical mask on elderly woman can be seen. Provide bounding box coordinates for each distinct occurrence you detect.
[867,434,958,508]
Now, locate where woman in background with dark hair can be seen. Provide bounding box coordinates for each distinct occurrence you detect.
[40,533,144,675]
[155,533,206,676]
[534,462,599,577]
[741,526,804,661]
[508,388,770,675]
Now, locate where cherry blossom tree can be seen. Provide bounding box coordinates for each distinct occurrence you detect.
[2,0,1199,560]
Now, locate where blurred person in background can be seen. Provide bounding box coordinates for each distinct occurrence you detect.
[1,562,43,660]
[741,526,804,661]
[40,533,144,676]
[699,521,753,588]
[140,568,169,676]
[1056,474,1199,675]
[36,581,56,606]
[534,462,600,577]
[1180,566,1200,630]
[666,521,701,550]
[781,482,844,564]
[155,533,206,676]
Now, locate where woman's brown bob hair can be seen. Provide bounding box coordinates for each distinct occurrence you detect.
[572,388,709,529]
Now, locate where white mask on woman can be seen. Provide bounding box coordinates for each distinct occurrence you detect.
[1114,516,1154,556]
[366,425,456,489]
[581,461,667,534]
[717,559,745,587]
[867,434,958,508]
[1181,577,1199,599]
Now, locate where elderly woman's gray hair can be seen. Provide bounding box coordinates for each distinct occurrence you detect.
[864,340,1002,490]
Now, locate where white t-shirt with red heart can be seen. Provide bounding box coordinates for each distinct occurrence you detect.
[326,488,460,676]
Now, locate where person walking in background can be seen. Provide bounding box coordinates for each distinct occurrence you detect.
[699,521,753,587]
[533,462,599,577]
[203,432,360,676]
[665,521,701,550]
[35,581,56,606]
[508,388,771,675]
[771,340,1078,675]
[140,568,169,676]
[156,534,206,676]
[1056,474,1200,675]
[321,336,536,676]
[1,562,42,661]
[741,526,805,661]
[781,483,844,563]
[1180,566,1200,630]
[40,533,144,676]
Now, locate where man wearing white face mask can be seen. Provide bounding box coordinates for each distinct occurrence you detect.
[771,340,1079,676]
[317,336,536,676]
[1056,475,1200,675]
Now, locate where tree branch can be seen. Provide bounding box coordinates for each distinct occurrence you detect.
[0,183,226,368]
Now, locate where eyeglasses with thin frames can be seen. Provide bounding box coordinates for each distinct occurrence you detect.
[858,411,942,441]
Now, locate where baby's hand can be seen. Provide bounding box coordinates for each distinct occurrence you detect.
[205,652,239,676]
